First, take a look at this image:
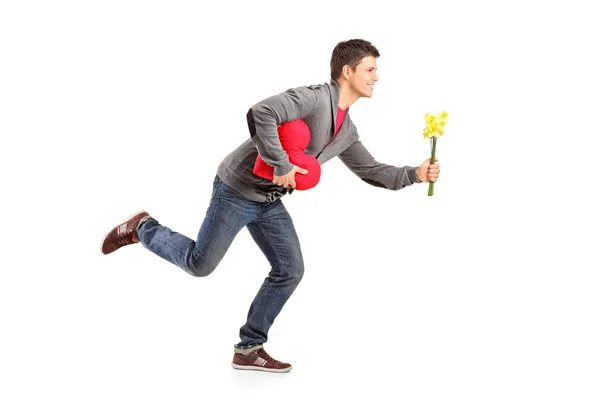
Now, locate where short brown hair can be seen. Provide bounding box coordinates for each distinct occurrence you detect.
[330,39,380,81]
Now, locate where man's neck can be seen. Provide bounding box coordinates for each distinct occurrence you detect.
[336,80,359,110]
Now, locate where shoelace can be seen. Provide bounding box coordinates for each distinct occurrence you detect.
[113,232,134,247]
[256,349,276,363]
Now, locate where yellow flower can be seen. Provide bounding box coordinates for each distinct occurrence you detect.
[423,111,448,138]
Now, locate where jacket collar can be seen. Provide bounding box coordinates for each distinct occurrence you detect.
[328,79,349,132]
[329,78,340,114]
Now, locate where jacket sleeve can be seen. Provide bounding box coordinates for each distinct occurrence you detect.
[246,86,319,176]
[338,139,421,190]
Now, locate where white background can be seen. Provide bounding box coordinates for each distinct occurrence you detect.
[1,0,599,399]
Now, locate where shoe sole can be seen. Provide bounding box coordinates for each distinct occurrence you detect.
[100,210,149,255]
[231,363,292,373]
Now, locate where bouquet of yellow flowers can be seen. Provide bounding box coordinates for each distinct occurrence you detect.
[423,111,448,196]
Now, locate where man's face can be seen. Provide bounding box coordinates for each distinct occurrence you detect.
[348,56,379,98]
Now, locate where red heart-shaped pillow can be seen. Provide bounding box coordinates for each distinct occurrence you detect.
[253,119,321,190]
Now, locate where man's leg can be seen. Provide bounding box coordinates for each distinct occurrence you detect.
[236,199,304,347]
[135,176,257,276]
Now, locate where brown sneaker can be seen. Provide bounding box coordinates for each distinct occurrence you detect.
[101,211,150,255]
[231,345,292,373]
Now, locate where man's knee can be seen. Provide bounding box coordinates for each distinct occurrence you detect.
[290,257,304,283]
[187,266,215,278]
[186,253,220,277]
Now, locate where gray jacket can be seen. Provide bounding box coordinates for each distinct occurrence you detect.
[216,79,420,203]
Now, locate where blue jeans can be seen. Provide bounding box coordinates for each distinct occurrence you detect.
[136,175,304,347]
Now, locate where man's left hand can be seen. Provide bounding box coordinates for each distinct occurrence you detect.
[417,158,440,183]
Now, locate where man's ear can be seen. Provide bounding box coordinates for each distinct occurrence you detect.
[342,65,352,80]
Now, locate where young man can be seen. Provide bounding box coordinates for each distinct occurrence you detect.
[101,39,440,373]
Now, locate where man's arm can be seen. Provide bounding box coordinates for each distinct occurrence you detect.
[246,86,319,177]
[338,139,421,190]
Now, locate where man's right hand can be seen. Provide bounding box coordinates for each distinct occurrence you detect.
[273,165,308,189]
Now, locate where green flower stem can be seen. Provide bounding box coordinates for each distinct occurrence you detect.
[428,137,437,196]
